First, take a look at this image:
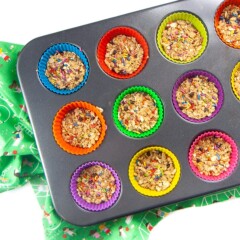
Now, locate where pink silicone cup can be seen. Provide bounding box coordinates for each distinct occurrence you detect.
[70,161,121,211]
[188,131,238,182]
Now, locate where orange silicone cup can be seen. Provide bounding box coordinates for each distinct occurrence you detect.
[97,26,149,79]
[214,0,240,49]
[53,101,106,155]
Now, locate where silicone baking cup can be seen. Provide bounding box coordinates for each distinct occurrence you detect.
[172,70,224,123]
[52,101,106,155]
[70,161,121,211]
[188,131,238,182]
[113,86,164,138]
[231,62,240,101]
[97,26,149,79]
[129,146,181,197]
[214,0,240,49]
[38,43,90,95]
[156,11,208,64]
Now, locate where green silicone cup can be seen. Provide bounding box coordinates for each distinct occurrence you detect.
[113,86,164,138]
[156,11,208,64]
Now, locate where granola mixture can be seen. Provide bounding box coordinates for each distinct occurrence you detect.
[45,51,86,90]
[105,35,144,75]
[61,108,101,148]
[134,150,176,191]
[118,92,158,133]
[77,165,116,204]
[233,67,240,96]
[192,136,232,177]
[176,75,219,120]
[161,20,203,62]
[218,5,240,47]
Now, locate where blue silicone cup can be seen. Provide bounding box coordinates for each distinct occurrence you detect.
[38,43,90,95]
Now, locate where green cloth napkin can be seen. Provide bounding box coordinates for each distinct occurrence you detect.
[1,41,240,240]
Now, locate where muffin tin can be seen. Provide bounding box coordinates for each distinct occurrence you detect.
[17,0,240,226]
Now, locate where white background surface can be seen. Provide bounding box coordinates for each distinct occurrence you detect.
[1,0,240,239]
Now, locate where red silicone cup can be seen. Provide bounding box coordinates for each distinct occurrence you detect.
[188,131,238,182]
[97,26,149,79]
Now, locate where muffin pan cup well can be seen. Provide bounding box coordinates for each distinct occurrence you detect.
[17,0,240,226]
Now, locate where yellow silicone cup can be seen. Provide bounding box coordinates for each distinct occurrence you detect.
[156,11,208,64]
[231,62,240,101]
[129,146,181,197]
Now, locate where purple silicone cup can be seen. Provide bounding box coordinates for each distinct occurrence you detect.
[172,70,224,123]
[70,161,121,212]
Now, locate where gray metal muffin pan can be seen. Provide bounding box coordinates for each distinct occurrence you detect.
[17,0,240,226]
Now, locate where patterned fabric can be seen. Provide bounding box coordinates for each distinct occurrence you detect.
[0,41,239,240]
